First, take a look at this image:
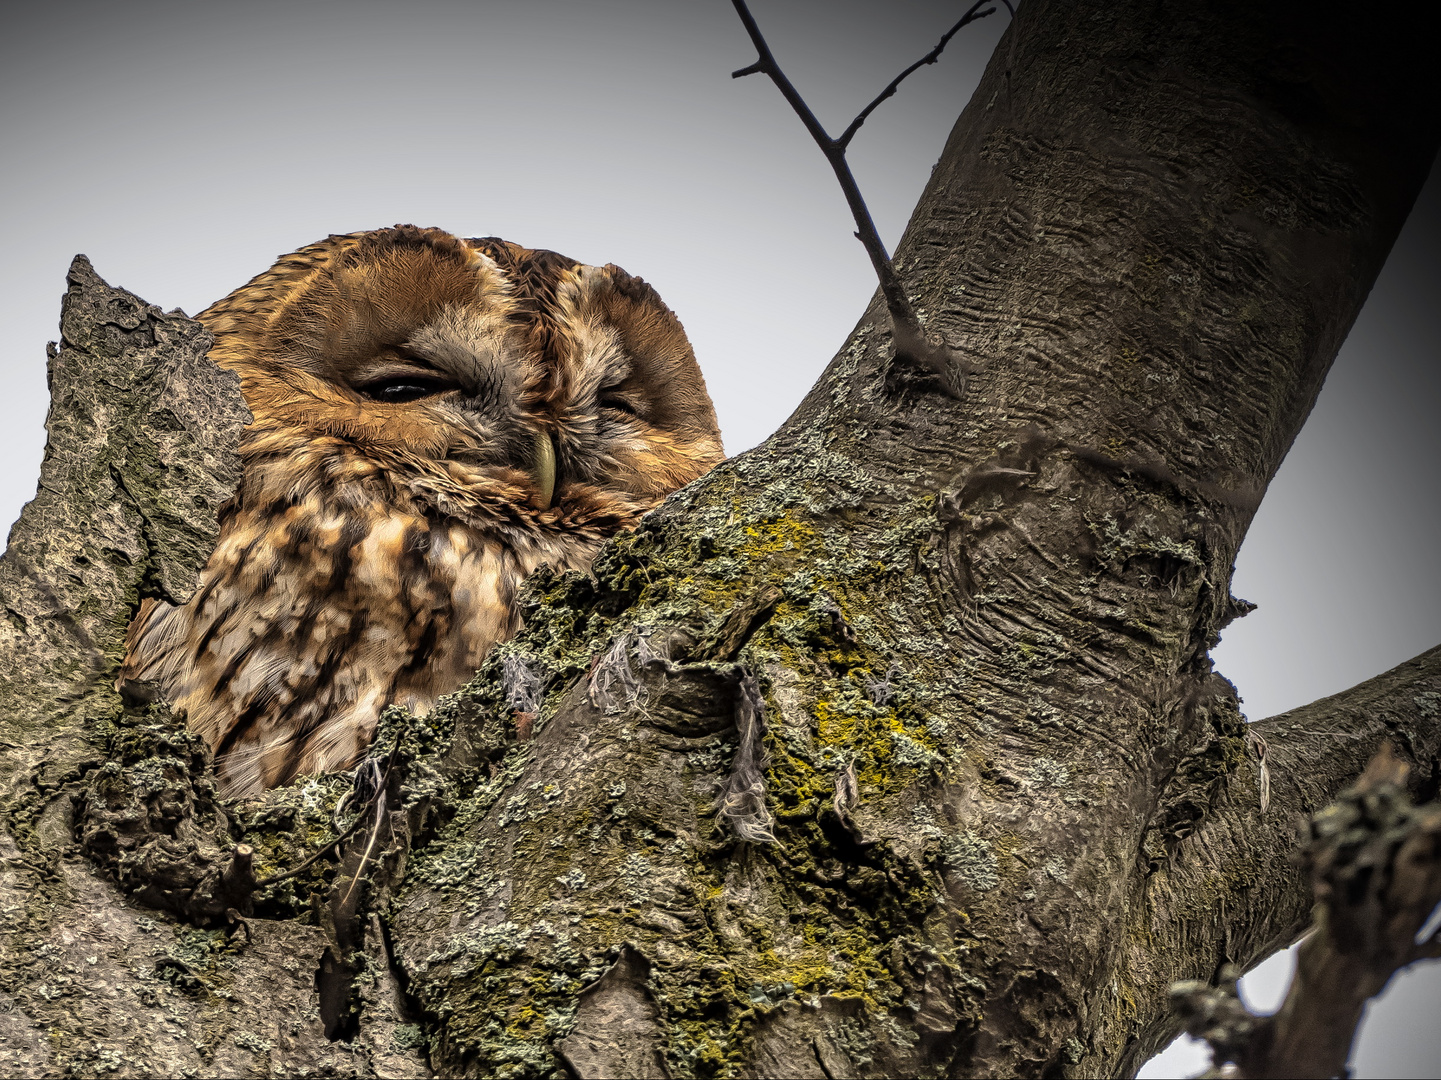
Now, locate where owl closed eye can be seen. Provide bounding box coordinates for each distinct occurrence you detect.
[120,225,724,798]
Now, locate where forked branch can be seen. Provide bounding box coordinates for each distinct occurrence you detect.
[1171,744,1441,1078]
[730,0,1008,394]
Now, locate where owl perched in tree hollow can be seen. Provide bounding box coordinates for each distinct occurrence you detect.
[120,225,724,798]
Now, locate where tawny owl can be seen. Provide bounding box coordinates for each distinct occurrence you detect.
[120,225,724,798]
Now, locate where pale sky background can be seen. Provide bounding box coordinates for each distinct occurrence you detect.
[1,2,1437,1076]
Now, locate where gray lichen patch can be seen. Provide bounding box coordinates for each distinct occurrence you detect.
[943,831,1000,893]
[375,449,1010,1076]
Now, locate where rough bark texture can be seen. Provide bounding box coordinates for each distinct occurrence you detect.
[1173,744,1441,1079]
[0,260,426,1077]
[1,0,1438,1077]
[384,2,1441,1076]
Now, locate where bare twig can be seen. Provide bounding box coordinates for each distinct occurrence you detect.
[836,1,1006,149]
[252,808,367,889]
[730,0,1008,394]
[254,727,405,890]
[1172,744,1441,1078]
[693,584,783,662]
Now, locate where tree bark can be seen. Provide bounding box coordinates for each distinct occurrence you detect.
[1,1,1438,1077]
[0,259,428,1077]
[1172,743,1441,1080]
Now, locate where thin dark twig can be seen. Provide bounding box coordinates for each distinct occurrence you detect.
[837,1,996,149]
[253,809,366,888]
[730,0,912,321]
[254,726,406,890]
[730,0,1009,392]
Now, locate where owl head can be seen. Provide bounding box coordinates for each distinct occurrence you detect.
[199,224,724,532]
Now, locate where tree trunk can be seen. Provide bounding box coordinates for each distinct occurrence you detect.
[1,1,1438,1078]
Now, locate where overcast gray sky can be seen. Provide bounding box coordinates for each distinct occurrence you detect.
[2,3,1437,1075]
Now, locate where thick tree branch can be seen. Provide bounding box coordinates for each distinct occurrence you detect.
[399,2,1441,1073]
[1173,745,1441,1078]
[1121,645,1441,1074]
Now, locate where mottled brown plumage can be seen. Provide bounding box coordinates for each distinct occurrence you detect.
[120,225,723,798]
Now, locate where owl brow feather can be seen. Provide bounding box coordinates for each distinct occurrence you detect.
[729,0,1014,397]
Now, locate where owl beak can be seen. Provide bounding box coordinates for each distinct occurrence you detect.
[531,431,557,510]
